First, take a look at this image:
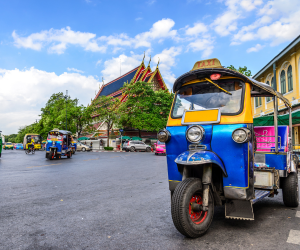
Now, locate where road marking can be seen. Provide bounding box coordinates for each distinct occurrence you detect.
[109,156,119,159]
[83,158,99,161]
[287,230,300,245]
[296,211,300,218]
[27,163,61,168]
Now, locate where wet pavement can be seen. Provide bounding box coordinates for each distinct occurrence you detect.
[0,149,300,250]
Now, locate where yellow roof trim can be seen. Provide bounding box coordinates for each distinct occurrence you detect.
[132,62,145,83]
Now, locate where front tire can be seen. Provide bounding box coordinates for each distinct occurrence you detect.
[282,172,299,207]
[48,151,54,160]
[171,178,214,238]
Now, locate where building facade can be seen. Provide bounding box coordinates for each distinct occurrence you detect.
[252,35,300,146]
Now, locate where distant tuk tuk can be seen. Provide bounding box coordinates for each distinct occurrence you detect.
[23,134,42,150]
[46,129,74,160]
[158,58,299,238]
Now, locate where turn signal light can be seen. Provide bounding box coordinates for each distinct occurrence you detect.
[210,73,221,80]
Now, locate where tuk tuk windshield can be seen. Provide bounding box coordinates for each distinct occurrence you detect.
[27,135,42,143]
[172,79,244,118]
[47,132,62,140]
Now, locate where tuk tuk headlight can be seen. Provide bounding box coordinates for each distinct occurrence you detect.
[186,125,204,143]
[158,129,171,143]
[232,128,251,143]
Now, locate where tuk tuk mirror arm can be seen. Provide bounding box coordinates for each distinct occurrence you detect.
[204,78,232,95]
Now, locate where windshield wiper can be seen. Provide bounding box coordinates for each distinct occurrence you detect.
[205,78,232,95]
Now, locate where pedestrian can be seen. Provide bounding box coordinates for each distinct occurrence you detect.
[90,141,93,149]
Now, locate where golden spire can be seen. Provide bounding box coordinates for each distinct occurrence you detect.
[148,55,151,67]
[102,77,104,85]
[156,57,160,69]
[142,51,145,63]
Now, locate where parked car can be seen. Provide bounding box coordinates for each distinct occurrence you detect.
[123,140,151,152]
[4,142,13,150]
[15,143,24,150]
[76,142,91,152]
[154,141,166,155]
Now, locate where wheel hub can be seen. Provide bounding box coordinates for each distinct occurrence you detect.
[189,193,208,224]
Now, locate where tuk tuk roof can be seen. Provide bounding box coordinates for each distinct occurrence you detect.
[49,129,72,135]
[173,65,291,108]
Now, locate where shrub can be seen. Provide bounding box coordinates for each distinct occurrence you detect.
[104,147,114,151]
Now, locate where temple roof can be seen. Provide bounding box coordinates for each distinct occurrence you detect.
[97,67,139,97]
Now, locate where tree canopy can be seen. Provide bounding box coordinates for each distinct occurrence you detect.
[13,92,93,141]
[90,95,120,146]
[227,65,252,77]
[118,81,173,136]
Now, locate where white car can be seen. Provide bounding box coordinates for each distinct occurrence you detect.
[76,142,91,151]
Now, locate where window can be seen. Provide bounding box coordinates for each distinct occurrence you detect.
[266,81,271,102]
[280,70,286,94]
[287,65,293,92]
[172,79,244,118]
[255,97,262,107]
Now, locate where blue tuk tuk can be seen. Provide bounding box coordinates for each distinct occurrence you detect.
[46,129,74,160]
[158,58,299,238]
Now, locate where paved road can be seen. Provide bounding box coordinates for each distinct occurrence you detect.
[0,149,299,250]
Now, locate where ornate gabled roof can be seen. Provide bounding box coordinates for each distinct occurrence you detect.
[95,67,139,98]
[148,67,167,90]
[93,58,167,102]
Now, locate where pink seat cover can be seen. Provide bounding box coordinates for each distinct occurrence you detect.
[254,126,289,152]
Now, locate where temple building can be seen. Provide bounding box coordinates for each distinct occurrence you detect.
[90,57,167,142]
[252,34,300,147]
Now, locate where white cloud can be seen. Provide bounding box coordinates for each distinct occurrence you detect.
[246,43,265,52]
[134,18,177,47]
[135,17,143,21]
[185,22,208,36]
[12,27,106,54]
[67,67,84,73]
[231,0,300,46]
[96,60,102,67]
[101,53,143,83]
[0,67,101,134]
[152,47,182,86]
[211,0,263,36]
[13,19,178,54]
[187,38,214,58]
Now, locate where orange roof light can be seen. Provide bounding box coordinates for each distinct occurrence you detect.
[210,73,221,80]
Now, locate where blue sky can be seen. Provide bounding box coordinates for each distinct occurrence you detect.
[1,0,300,134]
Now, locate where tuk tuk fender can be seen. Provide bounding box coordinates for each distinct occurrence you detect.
[175,150,227,177]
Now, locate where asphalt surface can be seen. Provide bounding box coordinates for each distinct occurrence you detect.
[0,149,300,250]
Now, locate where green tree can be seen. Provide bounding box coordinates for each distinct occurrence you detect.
[118,81,173,137]
[39,92,93,137]
[14,92,93,140]
[91,95,120,147]
[4,134,18,143]
[227,65,252,77]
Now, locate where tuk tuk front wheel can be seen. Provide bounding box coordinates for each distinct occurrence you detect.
[282,172,299,207]
[171,178,214,238]
[48,151,54,160]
